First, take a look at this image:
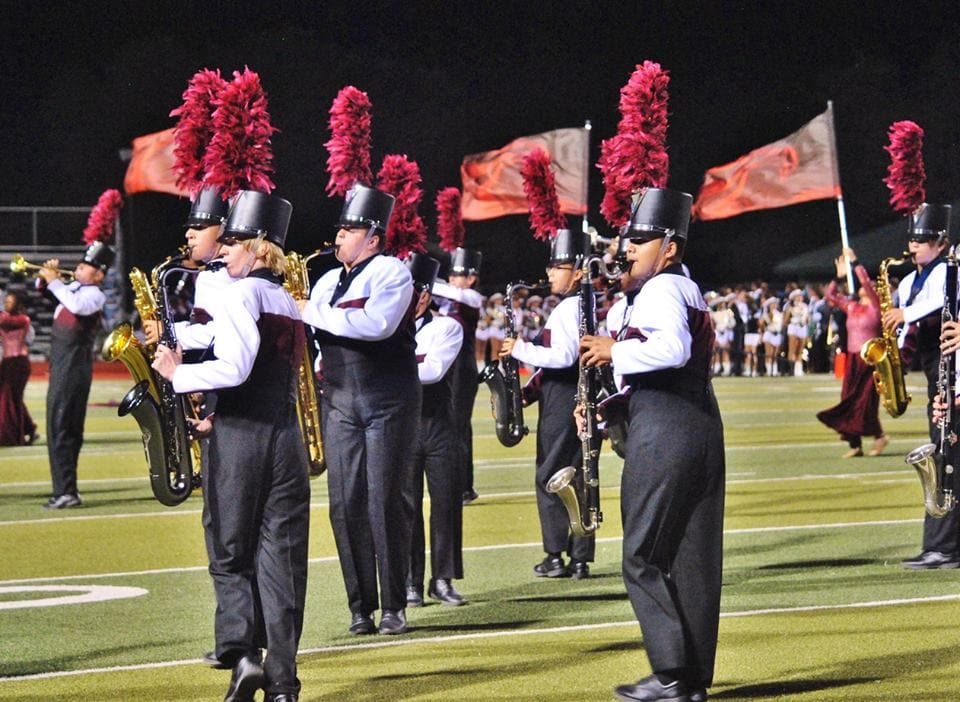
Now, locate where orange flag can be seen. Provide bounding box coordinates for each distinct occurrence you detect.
[692,109,840,221]
[123,128,189,197]
[460,128,588,221]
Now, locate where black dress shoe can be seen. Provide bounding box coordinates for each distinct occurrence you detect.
[901,550,960,569]
[613,673,692,701]
[567,560,590,579]
[223,654,265,702]
[202,650,230,669]
[406,585,424,607]
[428,578,466,606]
[462,488,479,505]
[533,554,568,578]
[348,611,376,635]
[378,608,407,635]
[266,695,298,702]
[689,688,708,702]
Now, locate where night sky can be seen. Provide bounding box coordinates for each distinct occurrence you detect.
[4,2,960,291]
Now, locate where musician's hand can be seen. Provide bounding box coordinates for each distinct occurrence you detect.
[142,320,161,346]
[39,259,60,283]
[573,403,586,435]
[580,334,615,367]
[499,337,516,358]
[882,308,905,333]
[941,321,960,354]
[187,416,214,439]
[151,343,183,381]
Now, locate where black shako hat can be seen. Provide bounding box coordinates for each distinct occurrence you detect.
[338,184,395,232]
[624,188,693,243]
[406,252,441,292]
[908,203,952,242]
[82,241,116,271]
[548,229,589,267]
[184,186,230,230]
[449,247,482,276]
[218,191,292,247]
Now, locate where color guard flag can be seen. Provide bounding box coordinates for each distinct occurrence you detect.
[460,127,588,221]
[692,108,840,221]
[123,128,189,197]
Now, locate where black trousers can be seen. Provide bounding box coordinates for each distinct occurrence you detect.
[46,339,93,497]
[451,345,479,494]
[621,386,725,688]
[535,378,595,561]
[323,378,421,613]
[917,349,960,552]
[409,407,464,588]
[204,410,310,696]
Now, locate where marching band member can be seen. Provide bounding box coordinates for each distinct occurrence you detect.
[300,184,421,636]
[501,229,595,580]
[153,192,310,702]
[581,188,724,702]
[432,247,484,504]
[784,288,809,376]
[885,203,960,569]
[39,238,114,509]
[405,252,467,607]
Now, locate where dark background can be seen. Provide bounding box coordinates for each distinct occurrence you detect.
[4,1,960,292]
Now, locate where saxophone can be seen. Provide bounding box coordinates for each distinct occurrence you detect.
[860,254,911,417]
[904,246,957,517]
[102,253,200,506]
[284,248,332,477]
[479,281,543,447]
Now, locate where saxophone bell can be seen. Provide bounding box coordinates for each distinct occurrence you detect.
[546,466,600,537]
[905,443,956,518]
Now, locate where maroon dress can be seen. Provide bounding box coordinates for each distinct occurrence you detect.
[0,311,36,445]
[816,265,884,447]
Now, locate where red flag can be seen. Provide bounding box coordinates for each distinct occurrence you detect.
[460,128,588,221]
[692,109,840,221]
[123,128,189,197]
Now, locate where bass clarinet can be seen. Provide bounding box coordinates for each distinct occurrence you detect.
[904,245,958,517]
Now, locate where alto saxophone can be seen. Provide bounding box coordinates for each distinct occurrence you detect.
[479,281,544,447]
[102,252,200,506]
[860,253,911,417]
[284,248,332,477]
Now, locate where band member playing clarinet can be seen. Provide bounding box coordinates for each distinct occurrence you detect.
[581,189,724,702]
[501,229,595,580]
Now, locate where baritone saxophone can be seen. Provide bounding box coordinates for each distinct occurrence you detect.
[860,254,911,418]
[284,248,332,477]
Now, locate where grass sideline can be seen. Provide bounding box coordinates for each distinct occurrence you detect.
[1,374,959,700]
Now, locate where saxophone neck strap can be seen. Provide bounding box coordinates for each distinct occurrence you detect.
[907,257,944,306]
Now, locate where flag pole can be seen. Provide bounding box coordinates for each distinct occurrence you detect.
[582,120,591,234]
[826,100,854,291]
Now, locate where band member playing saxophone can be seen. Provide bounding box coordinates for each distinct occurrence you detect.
[501,229,596,580]
[581,189,724,702]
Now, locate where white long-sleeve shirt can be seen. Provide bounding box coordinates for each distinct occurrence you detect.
[175,266,234,351]
[46,279,105,318]
[510,294,579,370]
[896,262,946,348]
[415,313,463,384]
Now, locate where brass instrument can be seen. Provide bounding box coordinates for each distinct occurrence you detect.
[284,247,333,477]
[861,253,911,417]
[9,254,74,281]
[546,250,620,537]
[103,253,200,506]
[479,281,545,447]
[904,246,957,517]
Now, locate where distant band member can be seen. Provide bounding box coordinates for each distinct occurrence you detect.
[154,192,310,702]
[432,247,484,504]
[405,252,467,607]
[300,184,421,636]
[501,229,595,580]
[0,291,37,445]
[39,241,113,509]
[582,188,724,702]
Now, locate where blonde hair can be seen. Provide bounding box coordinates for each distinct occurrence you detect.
[238,237,286,276]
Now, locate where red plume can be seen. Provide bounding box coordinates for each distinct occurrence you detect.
[883,120,926,215]
[203,67,277,199]
[596,61,670,227]
[170,68,228,196]
[435,187,464,252]
[521,149,566,241]
[377,155,427,258]
[325,86,374,197]
[83,189,123,244]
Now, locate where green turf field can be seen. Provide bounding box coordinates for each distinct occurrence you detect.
[2,373,959,701]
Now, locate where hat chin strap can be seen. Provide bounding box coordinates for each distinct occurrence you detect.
[636,232,674,290]
[238,232,267,278]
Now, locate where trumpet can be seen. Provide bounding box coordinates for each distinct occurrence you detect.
[9,254,74,281]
